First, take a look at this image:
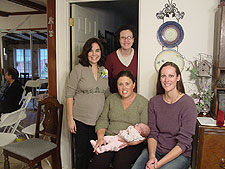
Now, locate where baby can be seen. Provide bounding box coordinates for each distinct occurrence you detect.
[90,123,150,154]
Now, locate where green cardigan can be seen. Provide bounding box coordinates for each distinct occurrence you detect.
[96,93,148,136]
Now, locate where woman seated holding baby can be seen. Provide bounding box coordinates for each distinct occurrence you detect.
[88,70,148,169]
[90,123,150,153]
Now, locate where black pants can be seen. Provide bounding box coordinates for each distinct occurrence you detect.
[88,142,144,169]
[73,120,97,169]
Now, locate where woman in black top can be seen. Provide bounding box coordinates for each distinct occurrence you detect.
[0,67,23,114]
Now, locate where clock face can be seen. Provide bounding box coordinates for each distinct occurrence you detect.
[154,49,184,72]
[157,21,184,48]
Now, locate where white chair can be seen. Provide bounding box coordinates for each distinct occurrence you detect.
[0,92,32,134]
[0,133,17,159]
[36,79,48,94]
[22,114,45,139]
[0,108,26,134]
[19,88,26,105]
[24,80,42,110]
[20,92,32,110]
[0,133,17,147]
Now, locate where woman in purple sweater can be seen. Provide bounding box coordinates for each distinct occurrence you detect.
[132,62,197,169]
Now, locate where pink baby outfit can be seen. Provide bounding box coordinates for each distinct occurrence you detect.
[90,126,145,154]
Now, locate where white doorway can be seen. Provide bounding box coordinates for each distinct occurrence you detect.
[69,1,138,168]
[70,0,138,69]
[71,4,98,66]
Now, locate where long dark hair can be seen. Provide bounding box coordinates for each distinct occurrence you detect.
[78,37,105,67]
[156,62,185,95]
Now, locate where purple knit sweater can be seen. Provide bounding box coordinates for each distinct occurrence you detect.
[148,94,197,158]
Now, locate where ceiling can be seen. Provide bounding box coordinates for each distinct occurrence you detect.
[0,0,47,43]
[0,0,46,16]
[0,0,137,43]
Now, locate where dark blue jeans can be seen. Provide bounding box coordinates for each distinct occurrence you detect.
[132,148,191,169]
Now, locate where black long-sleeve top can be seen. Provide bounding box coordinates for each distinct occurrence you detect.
[0,79,23,113]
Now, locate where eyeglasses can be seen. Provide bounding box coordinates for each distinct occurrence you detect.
[120,36,133,41]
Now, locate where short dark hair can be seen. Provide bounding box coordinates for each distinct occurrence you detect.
[156,62,185,95]
[6,67,19,80]
[78,37,106,67]
[115,24,136,41]
[116,70,135,84]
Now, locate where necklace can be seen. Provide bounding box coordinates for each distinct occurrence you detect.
[164,92,181,104]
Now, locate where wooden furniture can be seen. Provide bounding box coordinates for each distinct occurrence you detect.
[193,122,225,169]
[212,5,225,118]
[19,73,30,86]
[3,96,63,169]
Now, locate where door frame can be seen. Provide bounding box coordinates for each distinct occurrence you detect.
[56,1,139,168]
[47,0,57,97]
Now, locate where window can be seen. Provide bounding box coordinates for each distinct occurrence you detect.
[14,49,31,75]
[39,49,48,78]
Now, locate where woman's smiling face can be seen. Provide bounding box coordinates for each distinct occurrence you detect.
[160,65,180,93]
[119,30,134,50]
[117,76,135,99]
[88,42,101,65]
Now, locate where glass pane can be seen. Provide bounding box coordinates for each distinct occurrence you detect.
[1,30,47,86]
[39,49,48,78]
[25,49,31,75]
[15,49,24,74]
[31,31,47,79]
[2,32,30,77]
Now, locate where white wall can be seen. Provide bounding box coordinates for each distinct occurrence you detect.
[138,0,219,99]
[56,1,71,168]
[56,0,219,168]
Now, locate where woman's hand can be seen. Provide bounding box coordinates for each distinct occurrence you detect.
[93,138,107,155]
[146,158,158,169]
[118,137,145,147]
[66,98,76,133]
[68,118,76,134]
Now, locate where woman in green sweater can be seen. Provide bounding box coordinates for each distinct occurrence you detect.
[88,70,148,169]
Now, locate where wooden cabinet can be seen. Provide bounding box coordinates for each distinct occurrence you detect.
[193,123,225,169]
[212,5,225,118]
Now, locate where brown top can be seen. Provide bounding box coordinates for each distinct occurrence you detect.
[66,64,109,125]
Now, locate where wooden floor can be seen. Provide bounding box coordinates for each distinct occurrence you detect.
[0,151,52,169]
[0,102,52,169]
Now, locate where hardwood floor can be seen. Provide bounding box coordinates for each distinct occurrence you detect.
[0,150,52,169]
